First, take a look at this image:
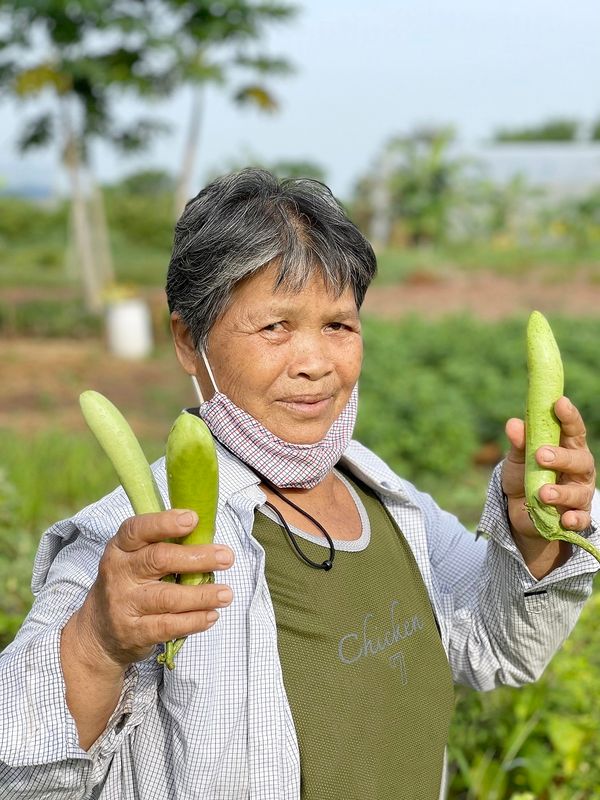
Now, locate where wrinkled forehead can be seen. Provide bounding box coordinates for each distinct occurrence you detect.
[221,260,359,323]
[232,256,355,302]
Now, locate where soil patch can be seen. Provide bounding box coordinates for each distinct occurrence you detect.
[0,339,190,436]
[3,271,599,434]
[363,270,600,320]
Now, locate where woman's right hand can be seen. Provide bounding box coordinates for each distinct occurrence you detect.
[74,509,234,670]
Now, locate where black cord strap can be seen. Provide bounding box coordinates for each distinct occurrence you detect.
[212,439,336,570]
[257,474,336,571]
[262,499,335,571]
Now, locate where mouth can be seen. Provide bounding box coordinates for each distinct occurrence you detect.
[277,394,334,417]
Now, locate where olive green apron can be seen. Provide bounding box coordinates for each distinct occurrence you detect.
[252,471,455,799]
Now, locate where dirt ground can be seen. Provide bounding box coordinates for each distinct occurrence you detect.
[363,269,600,319]
[0,338,190,435]
[2,270,600,435]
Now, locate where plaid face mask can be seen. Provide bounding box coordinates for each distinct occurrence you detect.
[192,355,358,489]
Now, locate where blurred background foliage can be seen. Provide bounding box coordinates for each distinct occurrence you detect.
[2,154,600,800]
[3,126,600,296]
[1,137,600,800]
[2,314,600,799]
[1,2,600,799]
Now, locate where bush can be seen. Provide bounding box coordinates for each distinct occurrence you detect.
[0,299,103,338]
[105,189,175,252]
[357,314,600,490]
[448,583,600,798]
[0,197,68,244]
[0,468,33,648]
[357,315,518,487]
[0,428,164,650]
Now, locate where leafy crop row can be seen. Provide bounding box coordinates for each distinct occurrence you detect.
[358,313,600,491]
[2,314,600,797]
[356,313,600,798]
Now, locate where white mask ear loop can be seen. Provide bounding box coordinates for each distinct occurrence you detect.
[190,375,204,404]
[201,351,219,393]
[190,351,219,405]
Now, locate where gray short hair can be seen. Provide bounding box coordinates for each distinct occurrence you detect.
[165,168,377,350]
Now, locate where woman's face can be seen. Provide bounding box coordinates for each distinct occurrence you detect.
[178,263,363,444]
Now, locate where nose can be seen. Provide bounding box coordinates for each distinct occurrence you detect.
[287,332,334,381]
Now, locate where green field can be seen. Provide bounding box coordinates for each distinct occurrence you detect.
[2,310,600,797]
[2,183,600,797]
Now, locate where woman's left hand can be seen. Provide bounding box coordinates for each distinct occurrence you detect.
[502,396,596,541]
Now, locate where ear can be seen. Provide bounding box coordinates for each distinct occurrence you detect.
[171,313,217,402]
[170,312,199,375]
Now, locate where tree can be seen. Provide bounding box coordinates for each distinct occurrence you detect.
[0,2,298,308]
[116,168,177,196]
[384,127,467,246]
[161,1,297,215]
[0,1,175,310]
[211,151,327,183]
[493,118,580,142]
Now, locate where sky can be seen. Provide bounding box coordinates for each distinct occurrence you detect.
[0,0,599,200]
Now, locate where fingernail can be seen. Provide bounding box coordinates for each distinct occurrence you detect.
[545,487,559,500]
[541,448,555,463]
[207,611,219,623]
[177,511,197,528]
[217,589,232,604]
[215,548,232,565]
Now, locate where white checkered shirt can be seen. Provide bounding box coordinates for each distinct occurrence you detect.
[1,441,599,799]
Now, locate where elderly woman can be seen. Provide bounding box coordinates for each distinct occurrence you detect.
[1,169,599,800]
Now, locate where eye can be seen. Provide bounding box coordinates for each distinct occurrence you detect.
[260,321,289,340]
[325,321,358,333]
[262,321,284,332]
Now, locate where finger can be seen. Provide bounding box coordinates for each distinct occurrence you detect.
[145,609,222,644]
[115,509,198,553]
[505,417,525,458]
[538,482,593,512]
[502,418,526,498]
[560,509,592,532]
[134,582,233,616]
[133,542,234,580]
[555,396,588,447]
[536,446,595,483]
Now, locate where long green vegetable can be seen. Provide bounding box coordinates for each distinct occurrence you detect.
[80,391,220,670]
[79,390,165,516]
[525,311,600,562]
[157,410,219,669]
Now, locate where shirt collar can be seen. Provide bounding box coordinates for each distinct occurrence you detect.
[339,442,414,504]
[212,434,413,507]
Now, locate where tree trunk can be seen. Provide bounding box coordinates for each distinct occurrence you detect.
[89,177,115,289]
[64,203,77,280]
[65,141,103,313]
[370,149,393,250]
[175,85,204,219]
[60,99,103,313]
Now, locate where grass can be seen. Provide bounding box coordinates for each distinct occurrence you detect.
[1,185,599,292]
[0,236,171,290]
[373,241,600,286]
[107,233,171,286]
[0,426,167,649]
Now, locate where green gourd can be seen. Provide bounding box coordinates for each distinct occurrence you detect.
[79,390,165,516]
[525,311,600,562]
[79,391,220,670]
[158,410,219,669]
